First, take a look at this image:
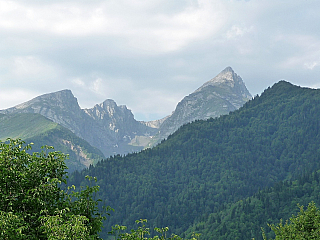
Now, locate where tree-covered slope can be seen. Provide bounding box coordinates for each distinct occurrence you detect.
[185,170,320,240]
[70,81,320,237]
[0,113,105,172]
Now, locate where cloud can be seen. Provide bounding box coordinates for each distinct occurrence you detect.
[90,78,103,94]
[126,0,227,53]
[1,0,320,120]
[226,25,254,39]
[0,89,40,109]
[72,78,85,87]
[0,0,228,54]
[304,61,319,70]
[0,55,61,88]
[11,56,57,78]
[275,34,320,70]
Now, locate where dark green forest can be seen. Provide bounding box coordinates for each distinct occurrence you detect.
[69,81,320,239]
[185,170,320,239]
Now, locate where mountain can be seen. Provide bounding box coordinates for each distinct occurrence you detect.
[0,90,157,158]
[68,81,320,238]
[147,66,252,145]
[0,113,105,172]
[82,99,158,156]
[0,67,251,157]
[0,90,87,138]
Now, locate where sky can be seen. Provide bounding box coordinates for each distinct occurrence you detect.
[0,0,320,121]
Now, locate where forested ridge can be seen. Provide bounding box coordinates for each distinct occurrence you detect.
[185,170,320,239]
[69,80,320,239]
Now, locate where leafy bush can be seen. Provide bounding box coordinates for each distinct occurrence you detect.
[0,139,110,239]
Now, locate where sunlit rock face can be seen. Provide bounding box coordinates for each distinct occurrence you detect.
[151,67,252,143]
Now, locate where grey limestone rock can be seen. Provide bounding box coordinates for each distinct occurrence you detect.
[0,90,156,157]
[152,66,252,143]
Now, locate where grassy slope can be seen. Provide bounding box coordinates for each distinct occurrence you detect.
[0,113,105,172]
[0,113,58,140]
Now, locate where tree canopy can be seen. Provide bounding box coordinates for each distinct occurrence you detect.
[0,139,109,239]
[265,201,320,240]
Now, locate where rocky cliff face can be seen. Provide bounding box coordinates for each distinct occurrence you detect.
[81,99,157,156]
[0,66,251,156]
[0,90,157,157]
[1,90,84,135]
[152,67,252,142]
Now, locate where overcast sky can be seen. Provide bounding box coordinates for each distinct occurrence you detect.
[1,0,319,121]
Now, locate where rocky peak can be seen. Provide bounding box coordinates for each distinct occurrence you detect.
[195,67,233,90]
[153,67,252,144]
[33,89,76,103]
[84,99,134,122]
[102,100,132,117]
[90,99,118,120]
[0,67,252,157]
[0,89,81,114]
[42,89,75,100]
[0,89,86,144]
[196,67,250,95]
[101,99,117,109]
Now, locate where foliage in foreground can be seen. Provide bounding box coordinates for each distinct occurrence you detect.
[0,139,110,239]
[263,201,320,240]
[0,139,192,240]
[109,219,200,240]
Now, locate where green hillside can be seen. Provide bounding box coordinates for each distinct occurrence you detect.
[0,113,58,140]
[185,170,320,240]
[69,80,320,238]
[0,113,105,172]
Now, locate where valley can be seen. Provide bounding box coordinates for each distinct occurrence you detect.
[0,67,251,171]
[69,81,320,239]
[2,68,320,239]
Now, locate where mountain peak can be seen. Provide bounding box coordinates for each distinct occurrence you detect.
[221,66,234,73]
[196,66,238,91]
[195,67,251,98]
[51,89,73,95]
[100,99,117,108]
[32,89,75,101]
[153,67,252,144]
[0,89,79,113]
